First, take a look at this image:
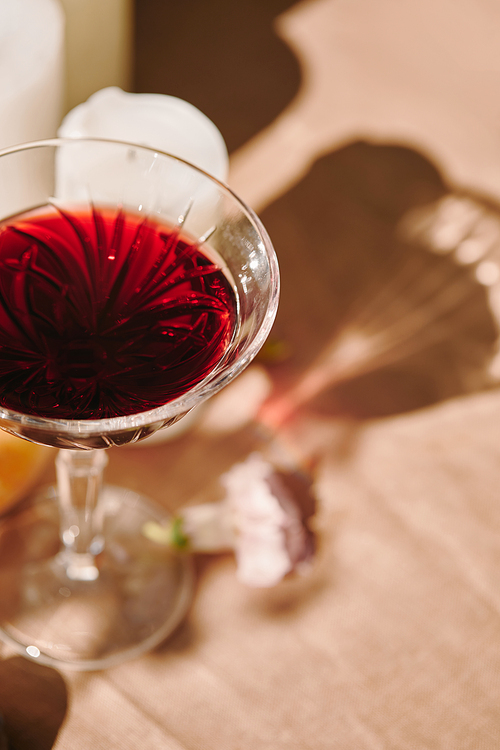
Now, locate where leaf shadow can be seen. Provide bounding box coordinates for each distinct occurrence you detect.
[134,0,303,153]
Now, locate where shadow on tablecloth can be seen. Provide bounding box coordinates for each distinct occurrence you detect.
[259,140,500,421]
[0,656,67,750]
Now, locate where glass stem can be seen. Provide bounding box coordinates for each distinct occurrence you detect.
[56,449,108,581]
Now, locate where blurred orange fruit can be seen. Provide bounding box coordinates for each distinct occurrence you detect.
[0,431,53,514]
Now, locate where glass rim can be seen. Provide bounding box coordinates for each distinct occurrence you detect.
[0,136,280,438]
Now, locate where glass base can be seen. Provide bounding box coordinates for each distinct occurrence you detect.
[0,485,194,670]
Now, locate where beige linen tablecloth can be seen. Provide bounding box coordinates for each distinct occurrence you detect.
[2,0,500,747]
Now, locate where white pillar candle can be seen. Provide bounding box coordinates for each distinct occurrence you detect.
[0,0,65,150]
[57,87,229,233]
[57,87,229,445]
[58,86,229,181]
[58,0,133,112]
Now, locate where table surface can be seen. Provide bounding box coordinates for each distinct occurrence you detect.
[3,0,500,748]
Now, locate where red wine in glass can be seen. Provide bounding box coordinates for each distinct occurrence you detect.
[0,203,237,420]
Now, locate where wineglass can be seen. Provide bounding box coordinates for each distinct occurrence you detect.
[0,138,279,669]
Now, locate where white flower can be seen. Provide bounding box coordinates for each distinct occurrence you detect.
[143,453,314,588]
